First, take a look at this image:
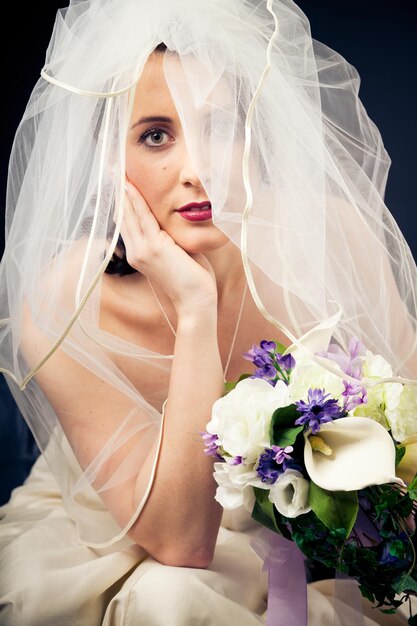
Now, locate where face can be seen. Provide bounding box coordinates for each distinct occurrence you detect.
[125,52,230,254]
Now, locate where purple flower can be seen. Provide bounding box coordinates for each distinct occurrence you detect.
[345,357,363,380]
[256,448,282,484]
[201,431,223,461]
[243,342,275,368]
[244,339,295,386]
[317,336,365,380]
[348,336,365,360]
[316,344,350,373]
[379,537,406,565]
[277,353,296,371]
[260,340,277,352]
[295,388,344,434]
[342,380,368,412]
[271,445,294,470]
[230,455,243,466]
[252,364,278,385]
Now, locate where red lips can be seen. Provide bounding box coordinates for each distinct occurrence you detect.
[176,201,212,222]
[176,201,211,212]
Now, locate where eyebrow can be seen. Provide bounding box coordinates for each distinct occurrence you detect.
[130,115,173,130]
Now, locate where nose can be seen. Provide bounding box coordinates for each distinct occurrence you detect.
[178,142,205,188]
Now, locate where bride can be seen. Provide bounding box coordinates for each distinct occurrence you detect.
[0,1,416,624]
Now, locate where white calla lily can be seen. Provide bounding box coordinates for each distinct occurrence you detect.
[304,416,405,491]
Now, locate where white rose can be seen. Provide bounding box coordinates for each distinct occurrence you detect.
[362,351,393,379]
[213,461,263,512]
[207,378,289,463]
[386,384,417,442]
[288,356,345,404]
[268,469,311,518]
[353,351,402,430]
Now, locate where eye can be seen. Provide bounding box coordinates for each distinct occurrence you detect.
[212,118,230,138]
[205,113,234,140]
[139,128,173,149]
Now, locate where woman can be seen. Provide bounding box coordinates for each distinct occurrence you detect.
[0,0,416,624]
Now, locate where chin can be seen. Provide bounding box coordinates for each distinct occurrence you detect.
[173,229,230,254]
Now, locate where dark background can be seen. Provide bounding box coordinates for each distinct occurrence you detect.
[1,0,416,258]
[1,0,416,503]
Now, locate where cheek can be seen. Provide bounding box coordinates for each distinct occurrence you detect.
[125,153,171,203]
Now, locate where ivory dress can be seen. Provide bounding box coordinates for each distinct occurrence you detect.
[0,431,413,626]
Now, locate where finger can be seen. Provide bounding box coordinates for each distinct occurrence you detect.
[125,181,160,236]
[122,187,144,237]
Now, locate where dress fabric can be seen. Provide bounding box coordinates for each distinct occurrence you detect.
[0,452,412,626]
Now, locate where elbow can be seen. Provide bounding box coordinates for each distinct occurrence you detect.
[128,514,219,569]
[132,535,214,569]
[155,546,215,569]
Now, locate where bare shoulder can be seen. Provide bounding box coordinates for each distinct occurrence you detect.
[17,240,164,531]
[20,235,163,356]
[19,239,147,467]
[20,235,173,421]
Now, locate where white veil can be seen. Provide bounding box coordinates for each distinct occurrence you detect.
[0,0,416,547]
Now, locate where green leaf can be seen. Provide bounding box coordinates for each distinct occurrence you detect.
[389,539,405,560]
[309,481,359,538]
[270,404,300,428]
[407,472,417,500]
[273,425,304,448]
[392,574,417,595]
[395,445,406,467]
[223,373,251,395]
[275,342,288,355]
[358,583,375,603]
[251,487,280,534]
[269,404,300,444]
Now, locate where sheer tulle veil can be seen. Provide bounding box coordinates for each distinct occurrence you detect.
[0,0,416,547]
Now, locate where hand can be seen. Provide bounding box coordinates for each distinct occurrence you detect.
[121,181,217,314]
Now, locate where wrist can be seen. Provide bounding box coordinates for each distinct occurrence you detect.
[176,306,218,332]
[174,294,218,320]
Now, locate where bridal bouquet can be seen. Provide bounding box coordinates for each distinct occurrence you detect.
[202,338,417,621]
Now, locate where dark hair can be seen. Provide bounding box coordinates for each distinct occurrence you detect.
[105,234,138,275]
[154,42,168,54]
[105,42,168,277]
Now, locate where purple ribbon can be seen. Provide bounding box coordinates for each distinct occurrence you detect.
[334,573,365,626]
[251,528,307,626]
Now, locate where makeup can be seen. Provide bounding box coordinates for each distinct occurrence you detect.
[176,202,212,222]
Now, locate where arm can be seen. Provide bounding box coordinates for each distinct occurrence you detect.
[120,182,225,566]
[21,184,225,568]
[130,308,224,567]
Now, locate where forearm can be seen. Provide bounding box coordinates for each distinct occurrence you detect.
[130,305,224,566]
